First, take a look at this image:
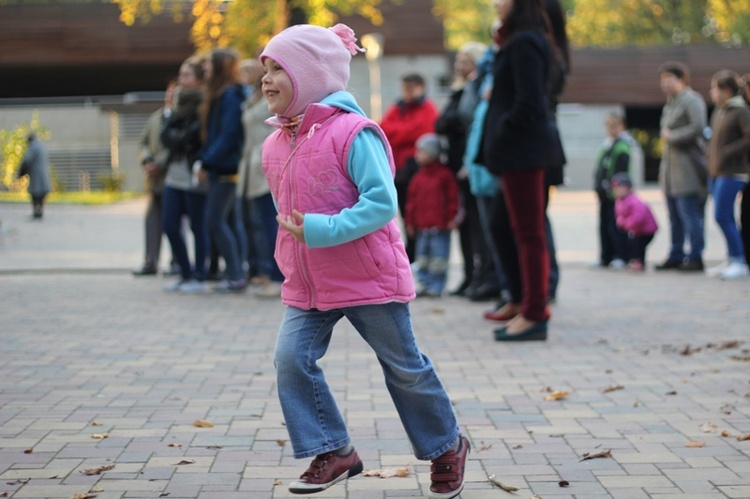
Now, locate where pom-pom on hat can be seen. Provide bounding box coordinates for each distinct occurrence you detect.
[260,23,364,118]
[416,133,443,159]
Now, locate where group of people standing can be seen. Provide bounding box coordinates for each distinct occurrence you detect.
[593,63,750,280]
[385,0,569,344]
[134,50,282,296]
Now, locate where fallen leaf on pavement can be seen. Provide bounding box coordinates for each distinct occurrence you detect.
[80,465,115,476]
[685,441,706,448]
[23,448,33,454]
[700,422,718,433]
[680,345,702,355]
[488,474,519,491]
[721,430,731,437]
[544,390,569,401]
[729,355,750,361]
[168,443,183,448]
[276,439,286,447]
[6,479,30,486]
[174,460,195,465]
[2,491,9,497]
[737,434,750,441]
[90,421,103,426]
[477,442,493,452]
[512,444,523,449]
[579,449,612,461]
[70,494,97,499]
[273,480,283,486]
[559,480,570,487]
[90,433,108,439]
[362,466,411,478]
[193,420,214,428]
[602,385,624,393]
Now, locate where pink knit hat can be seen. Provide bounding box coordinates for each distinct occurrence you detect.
[260,24,364,118]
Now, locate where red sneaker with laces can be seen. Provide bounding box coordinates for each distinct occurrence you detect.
[428,435,470,498]
[288,448,363,494]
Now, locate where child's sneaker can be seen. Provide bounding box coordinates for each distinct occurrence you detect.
[212,279,247,293]
[164,279,188,292]
[288,448,363,494]
[626,260,645,272]
[178,279,206,293]
[719,261,749,280]
[428,435,470,499]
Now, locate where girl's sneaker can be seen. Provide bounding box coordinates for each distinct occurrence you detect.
[719,261,749,280]
[164,279,189,292]
[212,279,247,293]
[178,279,206,293]
[428,435,470,499]
[626,260,645,272]
[288,449,363,494]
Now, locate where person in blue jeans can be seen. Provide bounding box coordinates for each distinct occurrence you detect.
[160,56,210,293]
[706,70,750,279]
[197,48,247,293]
[405,134,459,297]
[261,23,468,498]
[655,61,708,272]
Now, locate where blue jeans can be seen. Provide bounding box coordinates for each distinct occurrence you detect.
[253,193,283,282]
[666,194,705,262]
[162,186,208,281]
[274,303,460,460]
[711,176,747,261]
[205,179,244,282]
[415,228,451,294]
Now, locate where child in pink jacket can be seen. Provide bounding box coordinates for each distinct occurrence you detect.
[611,173,659,271]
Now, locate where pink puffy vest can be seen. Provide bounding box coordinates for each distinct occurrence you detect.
[262,104,415,311]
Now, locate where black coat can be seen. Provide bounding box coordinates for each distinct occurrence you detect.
[480,29,561,175]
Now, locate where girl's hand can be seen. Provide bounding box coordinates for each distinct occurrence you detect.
[277,210,306,244]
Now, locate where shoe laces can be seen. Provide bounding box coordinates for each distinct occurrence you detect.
[301,452,334,479]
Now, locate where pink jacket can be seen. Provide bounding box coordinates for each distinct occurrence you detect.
[615,193,658,236]
[262,103,415,311]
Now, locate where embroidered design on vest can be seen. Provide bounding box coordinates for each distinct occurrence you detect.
[309,168,340,195]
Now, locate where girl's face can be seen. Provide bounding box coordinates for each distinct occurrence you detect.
[178,64,200,89]
[612,184,629,199]
[454,53,476,80]
[710,80,731,106]
[262,57,294,116]
[203,58,214,81]
[493,0,514,22]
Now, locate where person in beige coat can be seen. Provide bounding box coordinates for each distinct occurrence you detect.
[655,61,708,272]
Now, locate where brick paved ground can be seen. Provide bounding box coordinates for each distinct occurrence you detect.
[1,192,749,498]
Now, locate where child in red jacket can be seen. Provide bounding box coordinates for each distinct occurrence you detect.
[406,134,459,296]
[611,173,659,272]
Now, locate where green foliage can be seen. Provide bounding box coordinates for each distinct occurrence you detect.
[98,170,126,192]
[0,112,49,193]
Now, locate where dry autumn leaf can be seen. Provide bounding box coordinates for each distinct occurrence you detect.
[544,390,569,401]
[737,434,750,441]
[362,467,411,478]
[273,480,283,486]
[512,444,523,449]
[602,385,624,393]
[276,439,286,447]
[23,448,33,454]
[193,420,214,428]
[559,480,570,487]
[685,441,706,448]
[477,442,493,452]
[168,443,183,448]
[80,465,115,476]
[174,460,196,466]
[70,494,97,499]
[90,421,103,427]
[721,430,731,437]
[90,433,108,440]
[579,449,612,461]
[700,422,718,433]
[488,474,520,492]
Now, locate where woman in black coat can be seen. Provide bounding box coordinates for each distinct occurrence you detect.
[481,0,558,341]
